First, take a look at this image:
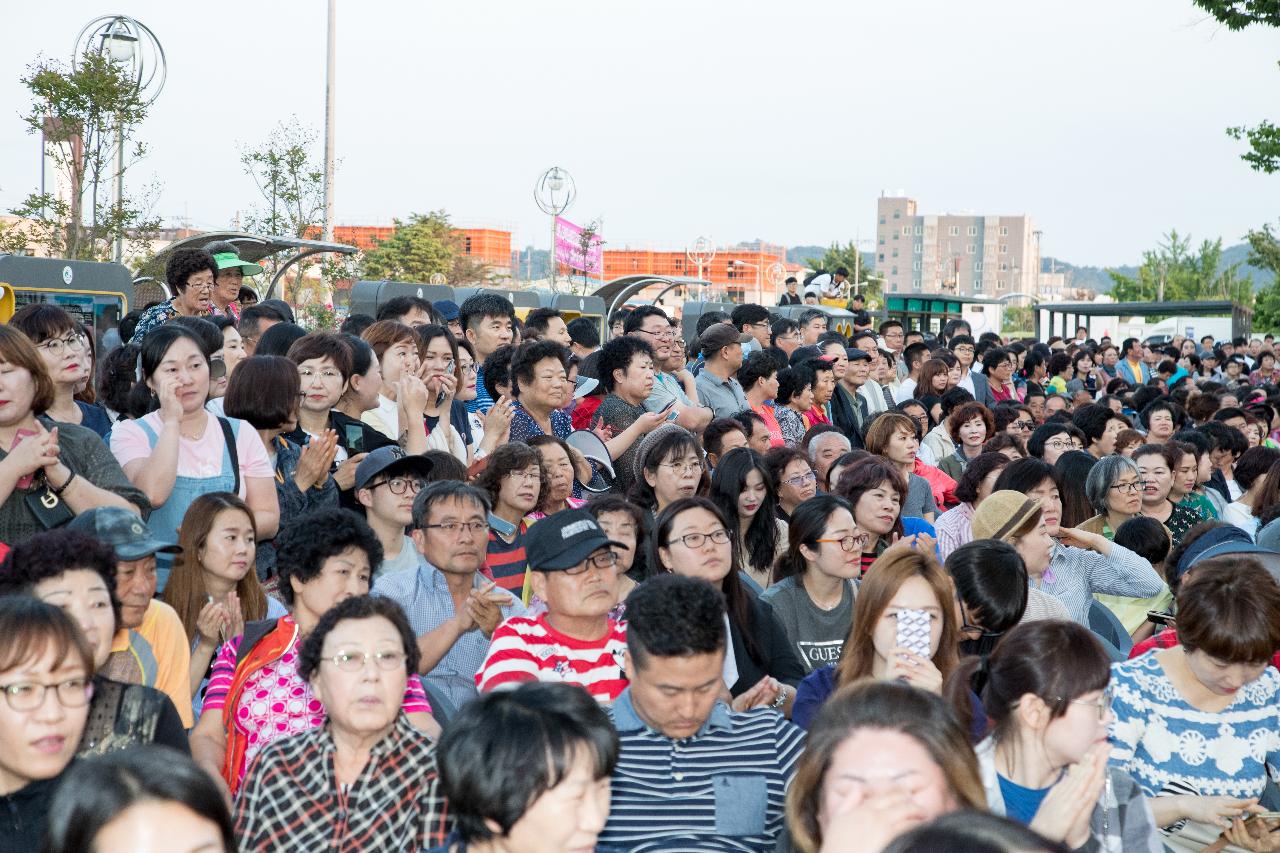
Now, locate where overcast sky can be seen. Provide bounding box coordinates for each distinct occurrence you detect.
[1,1,1275,266]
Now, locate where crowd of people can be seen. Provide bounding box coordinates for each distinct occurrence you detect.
[4,243,1280,852]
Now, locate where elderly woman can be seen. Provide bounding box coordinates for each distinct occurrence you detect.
[0,326,144,544]
[508,339,573,442]
[774,366,815,448]
[235,595,449,850]
[1078,453,1146,539]
[129,249,218,345]
[188,509,438,799]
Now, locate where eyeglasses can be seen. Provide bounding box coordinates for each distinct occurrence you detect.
[0,677,93,712]
[783,470,818,488]
[1109,480,1144,494]
[565,550,620,575]
[960,622,1005,639]
[459,363,479,376]
[668,528,731,549]
[299,367,343,382]
[637,327,675,340]
[505,469,541,483]
[952,346,975,355]
[370,477,425,496]
[1063,688,1114,721]
[1043,439,1075,450]
[422,520,488,538]
[816,533,869,552]
[1011,420,1034,431]
[38,333,87,358]
[658,461,702,476]
[323,650,407,673]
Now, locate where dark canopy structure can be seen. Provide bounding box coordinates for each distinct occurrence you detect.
[136,232,358,299]
[1036,300,1251,341]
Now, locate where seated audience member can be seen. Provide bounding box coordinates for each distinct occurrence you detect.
[354,445,433,576]
[1072,403,1125,459]
[883,812,1067,853]
[630,424,706,517]
[1132,443,1202,549]
[791,541,961,731]
[527,434,590,518]
[476,509,628,703]
[373,481,523,712]
[937,402,995,481]
[1078,454,1145,538]
[711,447,787,591]
[785,680,985,853]
[947,540,1029,659]
[0,598,93,853]
[1028,421,1086,465]
[703,416,750,471]
[1221,445,1280,537]
[0,530,187,757]
[934,452,1010,560]
[42,746,234,853]
[599,574,806,851]
[473,442,545,599]
[189,508,437,798]
[834,456,937,577]
[767,446,818,523]
[67,506,192,728]
[235,596,449,850]
[432,682,623,853]
[806,427,853,490]
[1109,558,1280,849]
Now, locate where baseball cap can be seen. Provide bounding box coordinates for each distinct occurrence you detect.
[525,509,624,572]
[845,347,872,363]
[211,251,264,277]
[433,299,460,322]
[698,324,753,358]
[259,299,296,324]
[67,507,181,561]
[354,446,434,492]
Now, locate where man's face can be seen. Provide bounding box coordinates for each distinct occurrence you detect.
[114,555,158,631]
[465,313,515,359]
[1251,339,1263,357]
[1045,395,1067,418]
[544,316,573,348]
[412,496,488,575]
[358,466,425,530]
[743,319,771,349]
[745,420,771,455]
[882,326,905,352]
[802,317,828,345]
[530,548,619,622]
[631,316,673,362]
[399,307,433,329]
[813,435,850,483]
[1026,394,1045,423]
[719,342,744,372]
[774,327,801,355]
[447,318,463,338]
[624,650,725,740]
[846,357,870,388]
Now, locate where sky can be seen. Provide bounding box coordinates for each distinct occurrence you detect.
[1,1,1275,267]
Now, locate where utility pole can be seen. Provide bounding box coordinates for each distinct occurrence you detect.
[322,0,336,243]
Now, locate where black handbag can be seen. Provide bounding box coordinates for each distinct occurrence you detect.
[23,473,74,528]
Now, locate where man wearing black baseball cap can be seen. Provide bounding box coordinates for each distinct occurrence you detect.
[475,509,630,704]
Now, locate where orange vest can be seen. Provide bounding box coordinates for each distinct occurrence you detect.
[220,616,298,797]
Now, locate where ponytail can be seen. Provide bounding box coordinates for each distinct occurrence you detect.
[943,655,989,742]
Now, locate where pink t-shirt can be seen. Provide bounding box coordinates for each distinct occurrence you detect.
[110,410,273,498]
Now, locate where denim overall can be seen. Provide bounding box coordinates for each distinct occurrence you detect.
[137,417,239,591]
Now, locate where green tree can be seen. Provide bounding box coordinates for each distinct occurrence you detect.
[0,51,160,261]
[1193,1,1280,173]
[361,211,457,282]
[1106,230,1252,304]
[804,241,882,307]
[1248,223,1280,330]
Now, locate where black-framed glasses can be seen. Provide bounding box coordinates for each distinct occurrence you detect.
[1011,420,1034,431]
[564,550,620,575]
[961,622,1005,639]
[323,650,407,672]
[667,529,731,549]
[1109,480,1144,494]
[422,521,488,537]
[0,677,93,711]
[370,477,425,496]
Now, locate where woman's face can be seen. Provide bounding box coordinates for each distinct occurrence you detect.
[310,615,408,739]
[885,428,919,466]
[990,358,1014,383]
[290,546,372,624]
[33,569,115,669]
[854,482,902,539]
[0,643,91,795]
[1244,423,1263,448]
[498,463,542,516]
[0,360,37,427]
[790,382,815,412]
[1184,649,1270,697]
[871,575,944,665]
[658,506,732,584]
[818,729,956,842]
[930,371,948,393]
[1173,452,1199,496]
[149,337,211,415]
[1103,348,1119,367]
[1147,410,1174,441]
[297,356,346,414]
[524,357,570,412]
[349,354,384,413]
[537,442,575,506]
[498,746,612,853]
[778,459,818,508]
[220,325,245,378]
[645,450,701,508]
[420,335,454,388]
[1044,687,1113,767]
[1013,519,1054,576]
[198,508,257,590]
[1040,433,1077,466]
[380,338,420,386]
[1105,468,1143,516]
[737,469,768,522]
[1135,452,1172,505]
[456,349,478,402]
[596,510,638,574]
[92,799,226,853]
[175,269,214,315]
[807,508,863,581]
[1076,356,1093,375]
[35,328,88,389]
[946,363,964,387]
[958,417,986,448]
[1025,479,1063,536]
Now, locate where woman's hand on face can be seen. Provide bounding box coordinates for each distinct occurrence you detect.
[155,374,186,424]
[1029,742,1109,848]
[332,452,368,491]
[885,649,943,694]
[818,786,928,853]
[731,676,781,712]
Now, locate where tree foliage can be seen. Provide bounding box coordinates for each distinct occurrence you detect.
[1193,1,1280,173]
[1247,223,1280,330]
[0,51,161,261]
[361,211,457,282]
[804,242,882,307]
[1106,230,1252,304]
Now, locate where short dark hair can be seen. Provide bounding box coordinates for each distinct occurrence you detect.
[339,313,376,337]
[43,746,235,853]
[625,573,727,670]
[459,293,515,333]
[737,351,778,392]
[704,417,748,457]
[566,316,600,349]
[9,303,82,344]
[1071,403,1117,444]
[481,345,515,401]
[297,595,420,680]
[1235,446,1280,491]
[1177,557,1280,664]
[472,443,547,509]
[522,307,563,339]
[952,452,1012,505]
[695,310,730,336]
[902,342,930,371]
[274,509,383,606]
[775,366,811,407]
[597,336,654,394]
[945,539,1028,650]
[238,304,284,342]
[165,248,218,294]
[223,355,300,430]
[981,346,1013,376]
[770,318,800,346]
[1113,516,1171,567]
[623,305,669,335]
[0,529,121,627]
[412,479,490,527]
[286,331,354,381]
[1027,421,1085,458]
[878,319,903,335]
[509,339,570,399]
[438,683,620,843]
[730,304,770,330]
[377,295,433,323]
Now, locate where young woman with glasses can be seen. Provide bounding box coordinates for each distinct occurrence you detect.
[10,304,111,438]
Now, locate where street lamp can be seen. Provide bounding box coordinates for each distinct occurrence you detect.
[74,15,165,264]
[729,260,761,304]
[534,166,576,292]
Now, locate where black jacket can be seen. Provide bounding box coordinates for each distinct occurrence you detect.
[0,772,68,853]
[830,384,867,448]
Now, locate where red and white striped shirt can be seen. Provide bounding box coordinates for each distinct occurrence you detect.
[475,615,628,704]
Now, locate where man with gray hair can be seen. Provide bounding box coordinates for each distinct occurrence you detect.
[806,428,851,490]
[372,480,524,712]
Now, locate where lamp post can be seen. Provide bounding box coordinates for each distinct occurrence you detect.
[686,236,715,300]
[74,15,165,264]
[534,166,575,293]
[729,260,760,304]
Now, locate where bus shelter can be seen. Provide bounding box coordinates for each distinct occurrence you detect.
[1036,300,1251,342]
[0,255,133,343]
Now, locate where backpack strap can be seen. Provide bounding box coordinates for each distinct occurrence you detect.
[217,417,240,495]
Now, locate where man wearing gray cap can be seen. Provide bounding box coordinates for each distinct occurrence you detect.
[475,508,629,704]
[68,506,192,727]
[694,324,752,419]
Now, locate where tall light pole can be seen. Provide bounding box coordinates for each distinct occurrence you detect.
[74,15,165,264]
[729,260,760,303]
[322,0,336,244]
[686,236,715,301]
[535,166,575,292]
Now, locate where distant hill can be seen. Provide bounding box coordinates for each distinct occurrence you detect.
[1040,243,1272,293]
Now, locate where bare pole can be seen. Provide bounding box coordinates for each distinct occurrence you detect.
[322,0,336,244]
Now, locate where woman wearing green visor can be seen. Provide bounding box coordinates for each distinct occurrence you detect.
[204,240,263,321]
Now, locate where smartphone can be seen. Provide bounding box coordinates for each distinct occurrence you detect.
[895,609,932,658]
[1146,610,1176,627]
[10,429,38,490]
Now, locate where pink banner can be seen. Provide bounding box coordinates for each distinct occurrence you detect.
[554,216,603,274]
